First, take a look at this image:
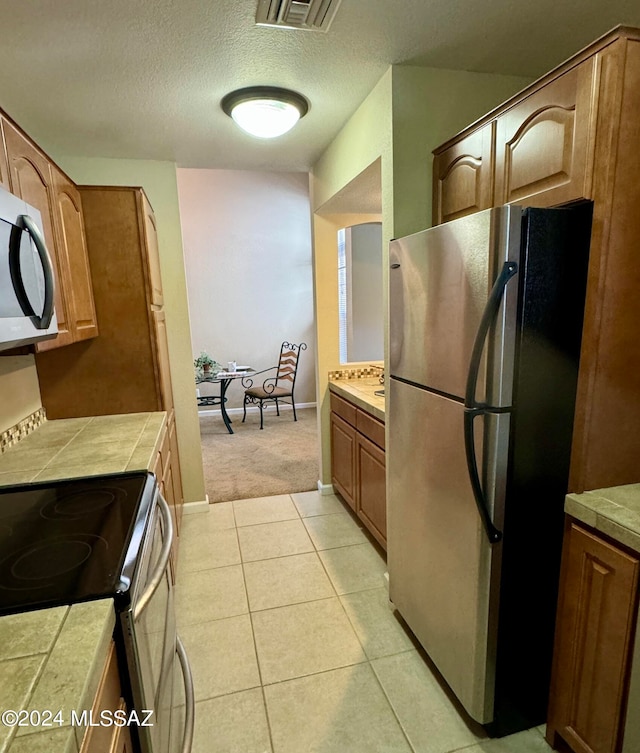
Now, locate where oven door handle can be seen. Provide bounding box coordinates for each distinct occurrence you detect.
[133,493,174,620]
[176,635,195,753]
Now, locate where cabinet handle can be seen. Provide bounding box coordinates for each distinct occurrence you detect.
[176,635,195,753]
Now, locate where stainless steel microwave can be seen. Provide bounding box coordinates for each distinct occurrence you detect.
[0,185,58,352]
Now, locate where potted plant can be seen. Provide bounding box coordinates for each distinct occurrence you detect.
[194,351,219,374]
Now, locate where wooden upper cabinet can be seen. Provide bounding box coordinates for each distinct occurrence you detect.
[2,118,72,348]
[433,123,494,225]
[494,58,597,208]
[50,166,98,342]
[153,308,174,412]
[0,127,10,191]
[139,192,163,307]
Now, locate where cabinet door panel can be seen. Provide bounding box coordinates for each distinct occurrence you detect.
[356,433,386,550]
[546,522,639,753]
[3,119,72,347]
[153,309,174,412]
[51,166,98,341]
[330,412,356,510]
[495,59,596,208]
[433,123,494,225]
[140,192,163,307]
[0,127,9,191]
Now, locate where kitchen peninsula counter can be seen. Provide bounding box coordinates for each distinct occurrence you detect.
[565,483,640,554]
[0,600,114,753]
[328,378,385,422]
[0,412,167,487]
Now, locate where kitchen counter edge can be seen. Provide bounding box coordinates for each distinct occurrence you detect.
[328,378,385,422]
[565,483,640,554]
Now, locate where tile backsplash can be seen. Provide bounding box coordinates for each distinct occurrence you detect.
[328,366,384,380]
[0,408,46,454]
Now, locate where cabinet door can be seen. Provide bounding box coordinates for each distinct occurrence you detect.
[3,118,72,347]
[433,123,494,225]
[139,192,163,307]
[495,58,596,208]
[50,166,98,341]
[168,411,184,535]
[356,433,386,550]
[0,127,10,191]
[330,411,356,510]
[79,642,132,753]
[546,522,640,753]
[152,308,175,412]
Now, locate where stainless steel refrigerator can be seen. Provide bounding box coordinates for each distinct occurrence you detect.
[388,202,592,736]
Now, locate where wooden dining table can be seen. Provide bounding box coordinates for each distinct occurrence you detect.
[195,367,254,434]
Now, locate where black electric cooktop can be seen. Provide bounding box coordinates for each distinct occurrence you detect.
[0,471,155,617]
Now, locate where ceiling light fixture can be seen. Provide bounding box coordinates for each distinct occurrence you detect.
[221,86,309,139]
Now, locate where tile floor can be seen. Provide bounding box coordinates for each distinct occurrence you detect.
[176,491,555,753]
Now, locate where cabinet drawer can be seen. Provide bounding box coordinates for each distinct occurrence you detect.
[356,408,385,450]
[330,392,357,427]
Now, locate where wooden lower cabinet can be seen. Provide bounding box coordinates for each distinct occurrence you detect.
[330,392,386,549]
[80,641,133,753]
[355,433,386,549]
[330,411,356,510]
[546,520,640,753]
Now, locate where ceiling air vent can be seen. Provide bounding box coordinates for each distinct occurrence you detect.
[255,0,343,32]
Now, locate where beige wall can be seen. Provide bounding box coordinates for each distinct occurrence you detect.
[0,356,42,433]
[311,64,532,485]
[52,156,205,504]
[311,72,392,485]
[176,168,316,410]
[391,65,532,237]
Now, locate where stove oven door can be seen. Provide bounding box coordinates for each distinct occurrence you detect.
[121,492,194,753]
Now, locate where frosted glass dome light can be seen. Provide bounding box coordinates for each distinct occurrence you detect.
[221,87,309,139]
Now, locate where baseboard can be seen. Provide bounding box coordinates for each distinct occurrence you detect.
[182,495,210,514]
[317,481,334,495]
[198,402,316,417]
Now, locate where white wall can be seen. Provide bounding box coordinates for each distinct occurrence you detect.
[176,168,316,410]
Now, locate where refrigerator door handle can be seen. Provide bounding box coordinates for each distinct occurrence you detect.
[464,261,518,409]
[463,408,503,544]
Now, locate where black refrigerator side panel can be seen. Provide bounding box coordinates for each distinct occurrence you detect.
[490,202,593,735]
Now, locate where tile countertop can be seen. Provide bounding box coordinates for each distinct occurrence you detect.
[0,600,115,753]
[565,483,640,554]
[0,412,168,752]
[328,378,385,422]
[0,412,167,487]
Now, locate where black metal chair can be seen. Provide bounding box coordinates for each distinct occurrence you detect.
[242,341,307,429]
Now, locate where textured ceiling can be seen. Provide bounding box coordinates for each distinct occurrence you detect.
[0,1,638,172]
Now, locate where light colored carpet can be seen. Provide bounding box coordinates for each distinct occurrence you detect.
[199,406,319,503]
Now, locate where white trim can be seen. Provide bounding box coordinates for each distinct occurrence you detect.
[182,496,210,514]
[317,481,335,495]
[198,401,317,418]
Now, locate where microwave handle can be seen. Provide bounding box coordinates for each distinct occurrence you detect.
[132,493,174,620]
[18,215,55,329]
[176,635,195,753]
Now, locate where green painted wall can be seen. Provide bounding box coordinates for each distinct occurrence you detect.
[54,156,205,504]
[392,65,532,237]
[311,64,532,484]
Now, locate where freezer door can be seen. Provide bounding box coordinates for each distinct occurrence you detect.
[388,378,509,723]
[389,206,521,406]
